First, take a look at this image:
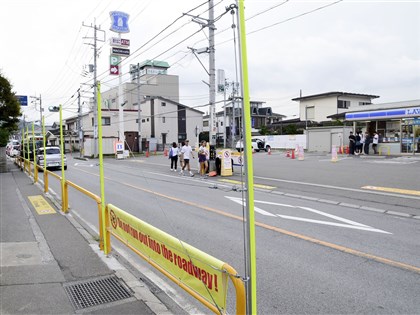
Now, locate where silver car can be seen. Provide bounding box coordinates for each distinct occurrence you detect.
[36,146,67,170]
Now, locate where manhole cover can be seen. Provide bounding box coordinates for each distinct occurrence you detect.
[63,275,133,310]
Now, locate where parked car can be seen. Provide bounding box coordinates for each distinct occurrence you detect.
[235,138,267,152]
[36,146,67,170]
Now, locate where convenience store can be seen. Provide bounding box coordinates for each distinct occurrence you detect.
[344,102,420,154]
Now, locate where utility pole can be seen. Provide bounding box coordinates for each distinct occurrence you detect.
[82,21,105,158]
[209,0,216,146]
[77,88,84,157]
[30,94,42,127]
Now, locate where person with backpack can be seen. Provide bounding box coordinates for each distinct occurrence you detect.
[169,142,179,171]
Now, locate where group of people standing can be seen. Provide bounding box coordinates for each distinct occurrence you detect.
[349,131,379,155]
[168,140,209,178]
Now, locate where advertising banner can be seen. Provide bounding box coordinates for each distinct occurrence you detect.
[108,204,228,311]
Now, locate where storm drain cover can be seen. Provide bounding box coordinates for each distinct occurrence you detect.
[63,275,133,310]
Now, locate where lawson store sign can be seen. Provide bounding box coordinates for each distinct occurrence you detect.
[345,107,420,121]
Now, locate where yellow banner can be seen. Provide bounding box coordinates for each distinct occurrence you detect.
[108,204,228,311]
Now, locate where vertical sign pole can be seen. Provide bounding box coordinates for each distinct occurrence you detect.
[97,82,108,254]
[237,1,257,313]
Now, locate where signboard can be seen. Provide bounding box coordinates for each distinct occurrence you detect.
[110,11,130,33]
[111,47,130,57]
[110,55,121,75]
[110,65,119,75]
[108,204,228,311]
[221,149,232,176]
[345,107,420,121]
[16,95,28,106]
[110,37,130,47]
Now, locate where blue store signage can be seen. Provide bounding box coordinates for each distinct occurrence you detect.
[110,11,129,33]
[346,107,420,121]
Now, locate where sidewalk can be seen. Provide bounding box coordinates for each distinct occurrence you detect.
[0,148,173,314]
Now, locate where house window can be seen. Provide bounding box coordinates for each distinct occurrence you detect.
[92,118,94,127]
[102,117,111,126]
[337,100,350,109]
[142,119,146,123]
[162,117,166,123]
[220,122,223,126]
[306,106,315,120]
[203,121,209,127]
[161,102,166,107]
[359,102,371,106]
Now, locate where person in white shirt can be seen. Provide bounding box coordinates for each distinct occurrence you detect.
[169,142,179,171]
[180,140,194,176]
[372,132,379,154]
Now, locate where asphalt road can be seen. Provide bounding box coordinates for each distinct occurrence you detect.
[39,151,420,314]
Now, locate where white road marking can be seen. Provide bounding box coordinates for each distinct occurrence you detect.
[225,196,391,234]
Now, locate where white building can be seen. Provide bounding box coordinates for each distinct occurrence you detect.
[292,91,379,123]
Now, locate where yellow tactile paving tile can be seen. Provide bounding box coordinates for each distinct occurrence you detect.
[28,195,56,215]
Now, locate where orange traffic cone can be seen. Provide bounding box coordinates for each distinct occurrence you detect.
[338,146,342,154]
[146,150,149,158]
[291,149,295,159]
[267,148,271,155]
[164,148,168,156]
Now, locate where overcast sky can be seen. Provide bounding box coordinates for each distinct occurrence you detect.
[1,0,419,124]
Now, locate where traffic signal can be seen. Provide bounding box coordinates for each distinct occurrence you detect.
[48,106,59,112]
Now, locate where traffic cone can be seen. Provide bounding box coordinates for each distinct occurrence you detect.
[345,145,349,154]
[164,148,168,157]
[338,146,342,154]
[267,148,271,155]
[291,149,295,159]
[146,150,149,158]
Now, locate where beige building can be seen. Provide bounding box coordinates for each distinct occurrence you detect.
[65,60,203,156]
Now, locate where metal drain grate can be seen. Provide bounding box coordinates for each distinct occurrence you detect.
[63,275,133,310]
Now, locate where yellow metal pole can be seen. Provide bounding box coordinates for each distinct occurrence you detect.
[97,82,109,254]
[42,116,47,192]
[33,122,38,182]
[59,105,68,213]
[26,126,30,176]
[237,1,257,313]
[21,128,25,171]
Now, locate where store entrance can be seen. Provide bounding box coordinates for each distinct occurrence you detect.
[401,121,420,153]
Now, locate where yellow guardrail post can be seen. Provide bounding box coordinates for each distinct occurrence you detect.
[223,264,246,315]
[379,145,390,156]
[44,169,49,193]
[104,205,111,254]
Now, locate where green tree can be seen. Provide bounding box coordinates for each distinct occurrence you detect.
[0,72,21,146]
[259,125,270,135]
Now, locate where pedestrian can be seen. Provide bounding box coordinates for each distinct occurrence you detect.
[364,132,370,155]
[178,141,185,169]
[198,140,209,178]
[359,132,365,155]
[355,132,362,155]
[180,140,195,177]
[349,131,356,155]
[372,132,379,154]
[169,142,179,171]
